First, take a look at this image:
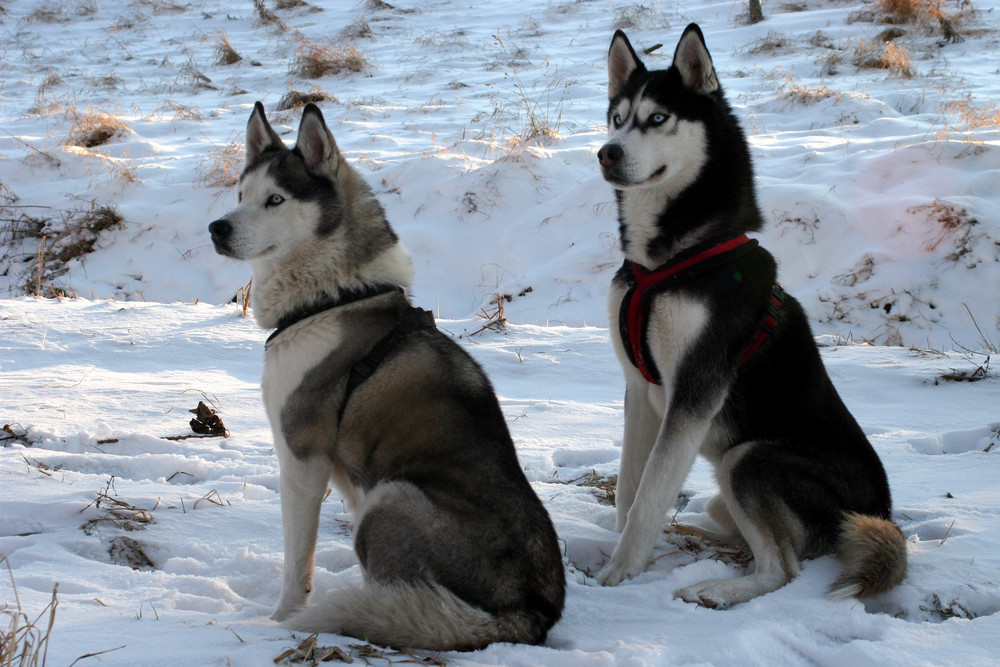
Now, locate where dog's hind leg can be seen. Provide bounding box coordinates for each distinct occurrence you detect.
[288,480,538,650]
[272,452,334,621]
[675,441,811,608]
[615,380,664,532]
[678,494,746,544]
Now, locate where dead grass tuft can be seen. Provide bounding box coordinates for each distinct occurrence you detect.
[251,0,289,31]
[81,481,154,535]
[908,198,979,259]
[291,41,372,78]
[1,556,59,667]
[199,139,244,188]
[1,199,125,296]
[471,293,509,335]
[66,108,131,148]
[339,17,373,40]
[747,31,791,54]
[852,39,914,77]
[567,470,617,505]
[612,4,671,31]
[877,0,928,23]
[108,536,155,570]
[275,0,315,9]
[161,99,205,121]
[215,31,242,65]
[942,100,1000,129]
[135,0,187,13]
[276,89,337,111]
[858,0,975,41]
[27,4,70,23]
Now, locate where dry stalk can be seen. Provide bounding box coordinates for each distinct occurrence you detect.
[1,555,59,667]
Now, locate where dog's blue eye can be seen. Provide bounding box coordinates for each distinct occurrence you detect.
[612,114,623,129]
[650,113,668,126]
[267,194,285,207]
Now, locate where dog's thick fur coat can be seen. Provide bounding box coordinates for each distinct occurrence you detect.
[209,103,564,649]
[595,25,907,608]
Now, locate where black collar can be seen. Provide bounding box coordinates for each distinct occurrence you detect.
[265,284,403,347]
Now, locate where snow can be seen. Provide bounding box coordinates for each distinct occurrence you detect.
[1,0,999,664]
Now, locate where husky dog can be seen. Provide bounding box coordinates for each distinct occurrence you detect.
[595,26,907,608]
[208,102,564,649]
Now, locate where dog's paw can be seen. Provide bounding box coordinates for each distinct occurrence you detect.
[675,582,726,609]
[270,605,297,622]
[596,558,642,587]
[270,594,308,622]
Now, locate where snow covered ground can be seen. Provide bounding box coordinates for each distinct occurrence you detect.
[2,0,999,664]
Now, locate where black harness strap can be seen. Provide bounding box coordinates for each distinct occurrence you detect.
[338,306,437,421]
[265,284,402,347]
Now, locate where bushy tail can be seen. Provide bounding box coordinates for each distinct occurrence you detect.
[283,581,544,651]
[828,512,907,600]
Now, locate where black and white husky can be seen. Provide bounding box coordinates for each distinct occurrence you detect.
[209,103,564,649]
[595,25,907,608]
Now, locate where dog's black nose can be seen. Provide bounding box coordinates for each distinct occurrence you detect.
[208,219,231,238]
[598,143,623,167]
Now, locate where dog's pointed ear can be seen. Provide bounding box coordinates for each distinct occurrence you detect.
[608,30,645,100]
[294,104,340,176]
[245,101,285,167]
[672,23,719,96]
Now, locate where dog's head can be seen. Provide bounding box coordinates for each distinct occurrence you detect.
[598,24,719,194]
[209,102,348,261]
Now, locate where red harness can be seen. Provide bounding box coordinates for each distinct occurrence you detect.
[620,235,784,385]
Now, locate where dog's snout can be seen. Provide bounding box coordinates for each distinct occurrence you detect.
[598,144,623,167]
[209,219,232,239]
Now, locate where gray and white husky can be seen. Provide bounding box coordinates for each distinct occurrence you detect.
[209,102,564,649]
[595,25,907,608]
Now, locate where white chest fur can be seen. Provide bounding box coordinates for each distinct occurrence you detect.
[607,280,709,416]
[261,311,345,455]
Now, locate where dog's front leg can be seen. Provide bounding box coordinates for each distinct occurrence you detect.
[615,380,663,532]
[598,410,711,586]
[271,452,333,621]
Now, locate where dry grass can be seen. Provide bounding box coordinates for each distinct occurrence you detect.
[832,253,878,287]
[612,4,671,31]
[908,198,980,261]
[339,17,373,40]
[65,108,131,148]
[1,556,58,667]
[251,0,289,32]
[1,199,125,296]
[568,470,617,505]
[860,0,975,41]
[747,30,790,54]
[471,294,509,335]
[275,89,336,111]
[852,39,915,77]
[199,139,244,188]
[135,0,187,13]
[473,36,570,158]
[765,69,838,106]
[291,41,372,78]
[942,100,1000,129]
[161,99,204,121]
[214,31,242,65]
[275,636,445,665]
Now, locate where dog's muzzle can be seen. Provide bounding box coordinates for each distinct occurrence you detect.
[598,143,623,168]
[598,143,628,184]
[208,219,234,255]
